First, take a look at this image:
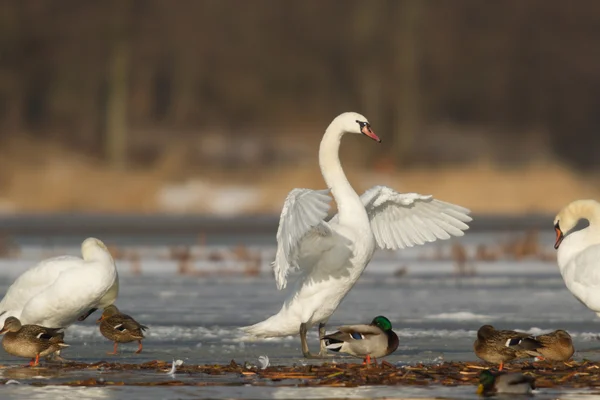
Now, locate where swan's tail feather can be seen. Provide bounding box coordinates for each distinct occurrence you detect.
[241,313,299,338]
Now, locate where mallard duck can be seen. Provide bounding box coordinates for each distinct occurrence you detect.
[321,315,399,364]
[477,369,535,396]
[534,329,574,362]
[97,305,148,354]
[0,316,68,366]
[474,325,542,370]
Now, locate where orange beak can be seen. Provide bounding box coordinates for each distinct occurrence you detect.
[0,328,6,334]
[361,125,381,143]
[554,224,564,249]
[96,315,104,324]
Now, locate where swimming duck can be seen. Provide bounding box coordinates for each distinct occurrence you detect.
[535,329,574,362]
[477,369,535,396]
[474,325,542,370]
[321,315,399,364]
[0,316,68,366]
[97,305,148,354]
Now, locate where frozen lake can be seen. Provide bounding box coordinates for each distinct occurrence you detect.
[0,233,598,399]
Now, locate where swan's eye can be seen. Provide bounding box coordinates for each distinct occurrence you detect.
[356,120,368,129]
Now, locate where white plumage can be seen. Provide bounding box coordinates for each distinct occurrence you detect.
[0,237,119,328]
[554,199,600,315]
[242,112,471,357]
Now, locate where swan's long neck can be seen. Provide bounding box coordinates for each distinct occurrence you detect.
[319,123,368,228]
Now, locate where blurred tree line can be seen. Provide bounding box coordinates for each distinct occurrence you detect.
[1,0,600,169]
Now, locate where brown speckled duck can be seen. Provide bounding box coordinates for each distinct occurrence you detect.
[97,305,148,354]
[0,316,68,366]
[474,325,542,370]
[534,329,574,362]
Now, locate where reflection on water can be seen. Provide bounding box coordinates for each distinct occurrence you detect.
[1,385,599,400]
[1,386,112,400]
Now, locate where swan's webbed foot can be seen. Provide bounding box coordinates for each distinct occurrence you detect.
[78,308,98,321]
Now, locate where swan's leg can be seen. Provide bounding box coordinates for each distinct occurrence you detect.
[301,322,335,359]
[318,322,329,357]
[300,322,314,358]
[78,308,98,321]
[107,342,119,355]
[135,340,143,354]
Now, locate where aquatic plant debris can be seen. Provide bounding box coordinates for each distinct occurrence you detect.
[1,360,600,388]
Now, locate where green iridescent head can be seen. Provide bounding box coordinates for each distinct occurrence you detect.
[371,315,393,331]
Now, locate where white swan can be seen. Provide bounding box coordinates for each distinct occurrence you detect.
[554,199,600,315]
[242,112,472,357]
[0,237,119,329]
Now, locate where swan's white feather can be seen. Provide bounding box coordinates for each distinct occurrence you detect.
[242,112,472,339]
[273,188,334,290]
[0,238,119,328]
[359,186,472,250]
[0,256,83,319]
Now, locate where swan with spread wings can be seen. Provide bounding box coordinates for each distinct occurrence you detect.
[242,112,471,358]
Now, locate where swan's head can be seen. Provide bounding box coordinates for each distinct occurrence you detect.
[0,316,22,334]
[333,112,380,142]
[81,237,111,260]
[553,199,600,249]
[96,305,120,323]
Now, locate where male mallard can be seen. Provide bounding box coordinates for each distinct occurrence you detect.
[474,325,542,370]
[477,369,535,396]
[534,329,574,362]
[321,315,399,364]
[0,316,68,366]
[97,305,148,354]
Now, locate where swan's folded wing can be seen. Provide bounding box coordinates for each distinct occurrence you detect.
[0,256,83,318]
[360,185,472,250]
[273,188,334,290]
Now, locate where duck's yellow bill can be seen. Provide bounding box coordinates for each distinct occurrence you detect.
[476,384,484,395]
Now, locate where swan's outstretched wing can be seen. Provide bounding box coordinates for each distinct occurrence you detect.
[273,188,334,290]
[359,185,471,250]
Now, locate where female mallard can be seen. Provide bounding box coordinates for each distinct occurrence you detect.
[321,315,399,364]
[477,369,535,396]
[0,316,68,366]
[97,305,148,354]
[474,325,542,370]
[534,329,574,362]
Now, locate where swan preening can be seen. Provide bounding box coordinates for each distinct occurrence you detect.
[554,199,600,316]
[0,237,119,329]
[242,112,472,357]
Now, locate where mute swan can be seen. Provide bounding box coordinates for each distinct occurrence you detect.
[554,199,600,316]
[0,237,119,329]
[242,112,472,358]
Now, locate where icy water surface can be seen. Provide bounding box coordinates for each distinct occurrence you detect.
[0,242,599,398]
